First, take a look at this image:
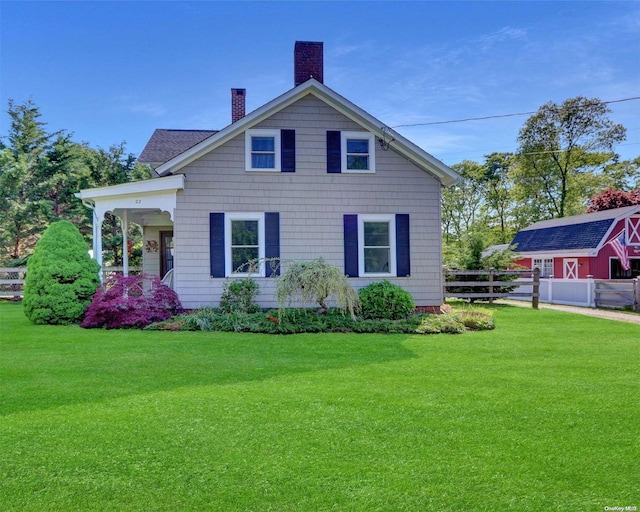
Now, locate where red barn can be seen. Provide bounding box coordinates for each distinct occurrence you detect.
[511,205,640,279]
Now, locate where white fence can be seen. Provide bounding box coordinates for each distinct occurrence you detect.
[0,266,142,298]
[0,267,26,299]
[510,277,639,311]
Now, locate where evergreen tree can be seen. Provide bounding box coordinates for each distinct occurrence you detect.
[23,220,100,325]
[0,100,153,266]
[0,100,52,263]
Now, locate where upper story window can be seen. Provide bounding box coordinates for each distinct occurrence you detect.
[245,130,281,172]
[341,132,375,173]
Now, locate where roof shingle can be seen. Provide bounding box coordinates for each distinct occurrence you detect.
[511,205,640,252]
[138,129,217,165]
[511,219,613,252]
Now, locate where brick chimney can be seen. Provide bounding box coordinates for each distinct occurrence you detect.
[231,88,246,123]
[294,41,323,86]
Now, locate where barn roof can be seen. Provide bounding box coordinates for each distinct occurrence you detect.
[511,205,640,253]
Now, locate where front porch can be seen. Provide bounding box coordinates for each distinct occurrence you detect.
[75,175,184,286]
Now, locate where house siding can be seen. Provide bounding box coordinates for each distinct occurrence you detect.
[172,95,443,309]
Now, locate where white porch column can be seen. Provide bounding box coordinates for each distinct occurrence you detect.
[121,210,129,277]
[93,207,106,281]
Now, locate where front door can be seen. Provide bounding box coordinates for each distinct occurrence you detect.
[563,258,578,279]
[160,231,174,278]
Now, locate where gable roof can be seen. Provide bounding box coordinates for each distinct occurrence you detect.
[138,129,217,166]
[511,205,640,254]
[153,79,460,187]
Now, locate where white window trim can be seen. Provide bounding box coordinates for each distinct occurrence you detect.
[358,214,396,277]
[533,257,554,277]
[341,131,375,173]
[245,129,281,172]
[225,213,265,277]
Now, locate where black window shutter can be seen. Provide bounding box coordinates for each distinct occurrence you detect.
[396,214,410,277]
[281,129,295,172]
[343,214,359,277]
[327,131,341,173]
[264,212,280,276]
[210,213,225,278]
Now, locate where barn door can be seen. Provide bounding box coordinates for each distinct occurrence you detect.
[563,258,578,279]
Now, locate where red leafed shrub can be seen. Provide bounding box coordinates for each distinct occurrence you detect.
[81,274,182,329]
[587,188,640,212]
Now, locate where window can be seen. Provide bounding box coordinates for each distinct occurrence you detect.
[358,215,396,276]
[245,130,281,171]
[210,212,280,278]
[344,214,410,278]
[533,258,553,277]
[341,132,375,172]
[610,257,640,279]
[226,213,264,276]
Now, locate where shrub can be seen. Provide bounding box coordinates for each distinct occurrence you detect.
[81,274,182,329]
[456,311,495,331]
[149,308,433,335]
[358,280,415,320]
[276,258,360,319]
[23,220,100,325]
[414,308,495,334]
[219,277,261,314]
[415,314,466,334]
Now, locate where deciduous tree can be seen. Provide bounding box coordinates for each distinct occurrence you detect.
[516,96,626,218]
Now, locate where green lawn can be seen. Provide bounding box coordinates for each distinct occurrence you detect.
[1,302,638,511]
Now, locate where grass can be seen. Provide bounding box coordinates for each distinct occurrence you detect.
[1,301,638,511]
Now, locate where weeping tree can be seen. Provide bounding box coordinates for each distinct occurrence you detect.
[275,258,360,320]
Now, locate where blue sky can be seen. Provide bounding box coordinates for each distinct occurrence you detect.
[1,1,639,167]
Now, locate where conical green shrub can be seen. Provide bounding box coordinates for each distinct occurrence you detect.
[23,220,100,325]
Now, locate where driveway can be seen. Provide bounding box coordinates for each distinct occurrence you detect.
[497,299,640,325]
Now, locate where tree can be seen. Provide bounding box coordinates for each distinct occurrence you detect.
[275,258,360,319]
[587,188,640,212]
[0,100,53,263]
[483,152,517,243]
[516,96,626,218]
[23,220,100,325]
[0,99,153,266]
[0,100,91,264]
[599,157,640,190]
[441,160,488,244]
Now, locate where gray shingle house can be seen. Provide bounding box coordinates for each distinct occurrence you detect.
[76,41,460,311]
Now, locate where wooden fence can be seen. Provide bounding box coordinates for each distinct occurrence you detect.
[444,268,540,309]
[594,279,640,311]
[0,266,141,298]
